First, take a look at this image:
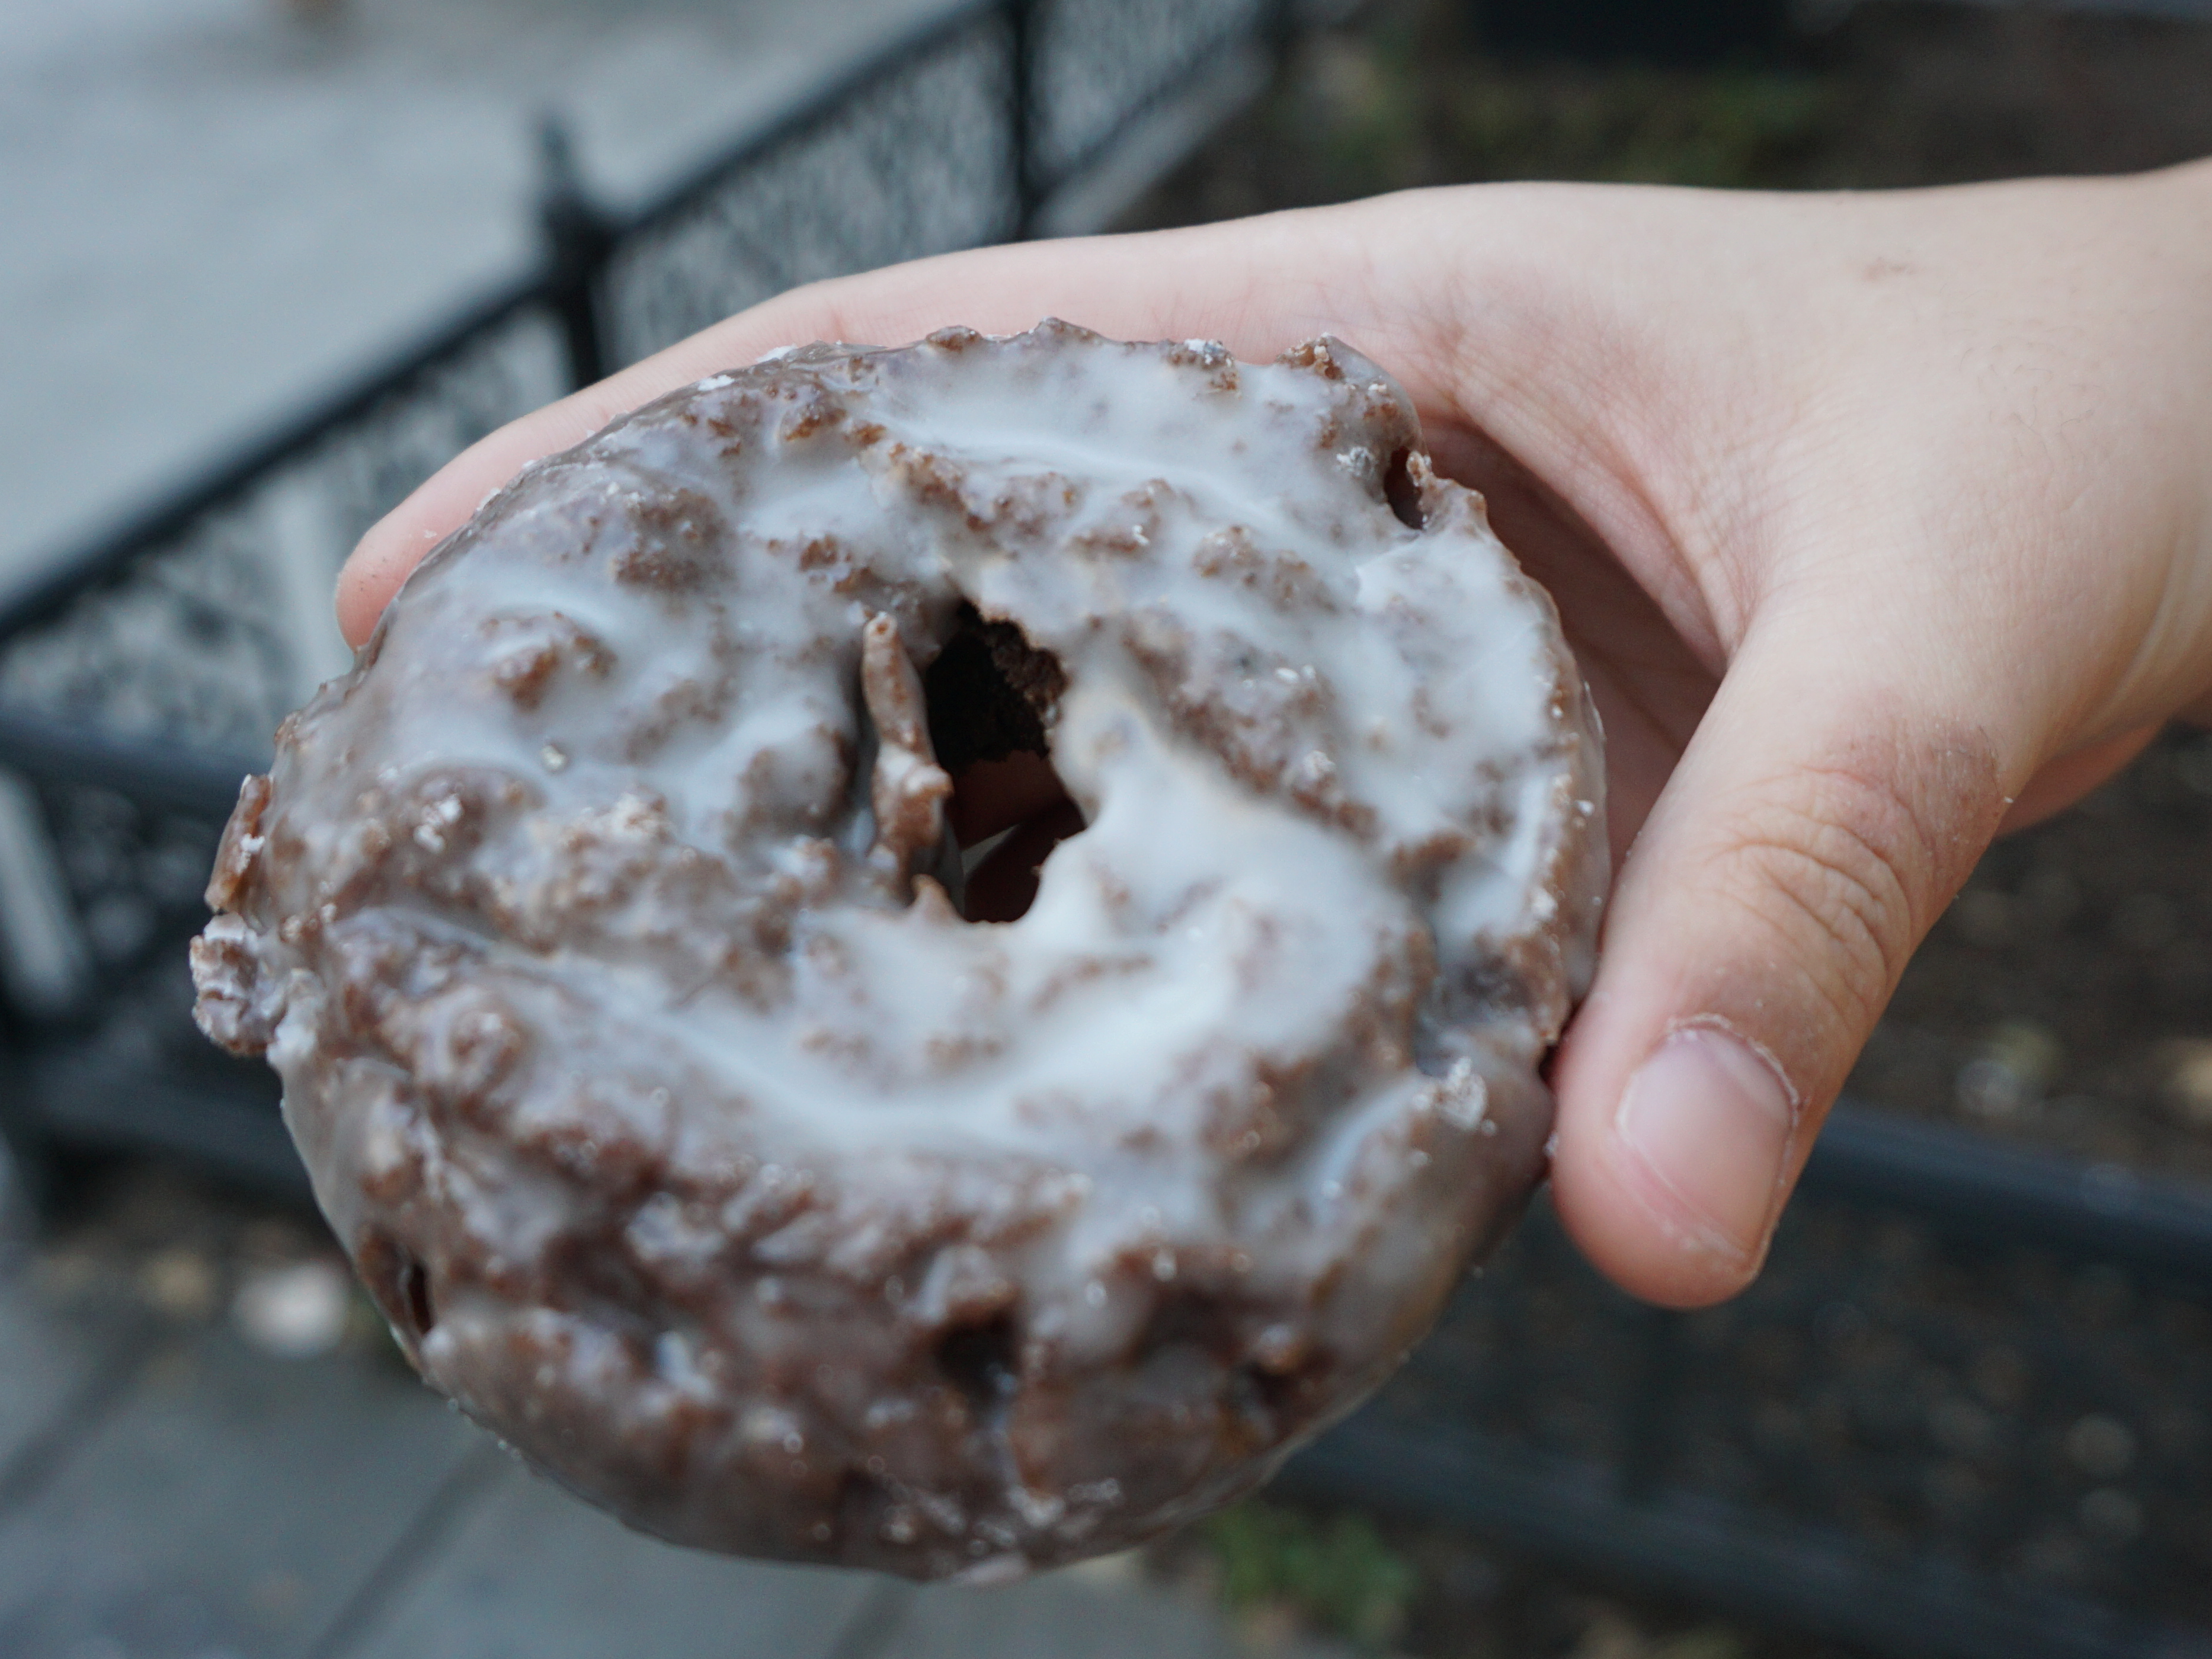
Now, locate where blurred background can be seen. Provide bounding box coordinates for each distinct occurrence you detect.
[3,2,2212,1656]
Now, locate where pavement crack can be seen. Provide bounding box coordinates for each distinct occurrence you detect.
[0,1317,161,1515]
[306,1437,509,1659]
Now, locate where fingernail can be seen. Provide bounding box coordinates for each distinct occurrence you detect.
[1615,1024,1797,1265]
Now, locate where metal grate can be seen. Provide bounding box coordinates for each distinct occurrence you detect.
[0,303,568,755]
[1029,0,1272,179]
[606,11,1019,366]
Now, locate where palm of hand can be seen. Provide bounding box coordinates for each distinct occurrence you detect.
[339,167,2212,1306]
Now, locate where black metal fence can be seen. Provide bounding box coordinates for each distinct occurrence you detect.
[2,5,2210,1656]
[1292,1109,2212,1659]
[0,0,1285,1178]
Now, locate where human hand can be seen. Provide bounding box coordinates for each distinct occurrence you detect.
[338,162,2212,1308]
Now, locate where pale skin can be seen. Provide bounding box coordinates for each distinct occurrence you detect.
[340,161,2212,1310]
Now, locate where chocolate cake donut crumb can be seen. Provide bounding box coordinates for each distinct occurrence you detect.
[190,322,1606,1581]
[923,605,1064,773]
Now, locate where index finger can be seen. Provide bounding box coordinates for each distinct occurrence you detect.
[337,197,1443,646]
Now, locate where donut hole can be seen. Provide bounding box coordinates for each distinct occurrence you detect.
[958,792,1087,924]
[934,1310,1022,1417]
[1384,446,1425,530]
[923,606,1084,924]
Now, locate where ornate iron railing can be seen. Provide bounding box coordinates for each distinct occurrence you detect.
[0,0,1284,1052]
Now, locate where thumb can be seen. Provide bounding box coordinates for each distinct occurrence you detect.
[1548,621,2011,1308]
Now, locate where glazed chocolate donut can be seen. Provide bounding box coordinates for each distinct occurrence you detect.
[191,323,1606,1580]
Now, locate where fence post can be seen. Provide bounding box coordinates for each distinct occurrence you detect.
[537,114,614,389]
[1005,0,1041,239]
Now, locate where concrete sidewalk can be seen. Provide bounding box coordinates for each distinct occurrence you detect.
[0,0,962,593]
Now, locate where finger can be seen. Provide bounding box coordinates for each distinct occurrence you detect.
[1998,723,2162,833]
[1431,419,1718,864]
[1547,619,2012,1308]
[338,200,1444,646]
